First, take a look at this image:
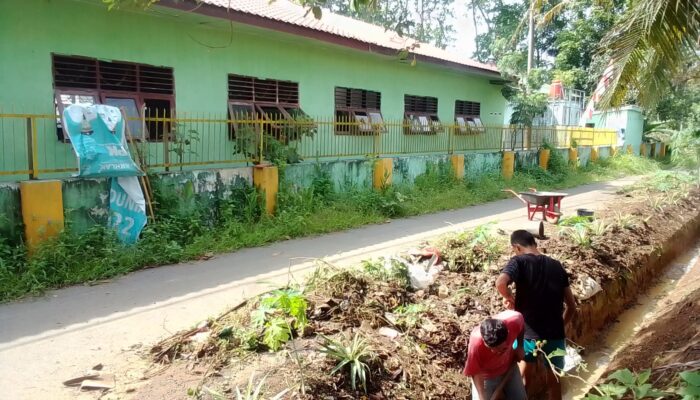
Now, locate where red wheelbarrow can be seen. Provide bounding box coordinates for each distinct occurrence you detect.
[503,188,567,223]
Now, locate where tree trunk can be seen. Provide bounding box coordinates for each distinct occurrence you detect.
[527,3,535,73]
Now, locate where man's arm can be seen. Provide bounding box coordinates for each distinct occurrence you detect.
[473,374,489,400]
[563,286,577,324]
[496,273,515,310]
[515,325,525,362]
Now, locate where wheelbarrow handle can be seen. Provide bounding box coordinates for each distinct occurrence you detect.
[502,189,527,204]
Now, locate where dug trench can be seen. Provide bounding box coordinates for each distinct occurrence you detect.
[122,179,700,400]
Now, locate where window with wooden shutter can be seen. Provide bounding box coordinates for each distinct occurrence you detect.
[404,95,441,134]
[334,87,384,134]
[454,100,483,135]
[52,54,175,141]
[227,74,310,140]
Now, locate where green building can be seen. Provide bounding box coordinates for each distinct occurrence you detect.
[0,0,509,178]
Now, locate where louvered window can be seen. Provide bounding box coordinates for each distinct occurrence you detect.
[334,87,384,135]
[227,74,311,140]
[404,95,441,134]
[454,100,483,135]
[52,54,174,141]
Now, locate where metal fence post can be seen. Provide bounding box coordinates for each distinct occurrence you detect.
[26,117,38,180]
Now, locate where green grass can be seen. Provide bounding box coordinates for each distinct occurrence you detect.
[0,153,660,302]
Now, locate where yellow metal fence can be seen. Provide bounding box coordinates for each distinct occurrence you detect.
[0,113,618,180]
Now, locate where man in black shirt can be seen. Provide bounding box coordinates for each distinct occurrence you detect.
[495,230,577,400]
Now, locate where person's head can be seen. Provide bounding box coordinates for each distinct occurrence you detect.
[510,229,537,255]
[480,318,509,354]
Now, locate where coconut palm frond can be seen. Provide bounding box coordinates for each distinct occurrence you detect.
[538,0,571,28]
[598,0,700,110]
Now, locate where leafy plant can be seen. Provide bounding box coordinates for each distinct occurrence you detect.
[251,288,309,351]
[563,225,592,248]
[436,222,506,272]
[319,332,374,392]
[584,369,669,400]
[361,258,410,288]
[677,370,700,400]
[203,372,289,400]
[647,196,665,212]
[589,219,611,236]
[393,304,427,329]
[614,212,638,230]
[168,123,200,171]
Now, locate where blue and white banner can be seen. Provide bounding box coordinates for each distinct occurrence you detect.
[109,177,148,245]
[63,104,148,244]
[62,104,143,178]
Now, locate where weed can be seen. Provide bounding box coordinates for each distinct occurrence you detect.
[583,369,669,400]
[361,258,410,288]
[563,225,592,248]
[589,220,611,236]
[202,372,289,400]
[319,332,374,393]
[647,196,665,212]
[614,212,638,230]
[393,304,427,329]
[251,288,308,351]
[436,223,506,272]
[559,215,593,227]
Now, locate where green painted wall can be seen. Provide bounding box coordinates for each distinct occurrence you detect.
[63,179,110,232]
[464,152,501,178]
[393,155,450,185]
[283,160,373,191]
[589,107,643,154]
[0,0,506,177]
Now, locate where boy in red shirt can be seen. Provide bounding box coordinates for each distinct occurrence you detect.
[463,310,527,400]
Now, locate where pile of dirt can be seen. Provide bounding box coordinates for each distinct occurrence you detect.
[133,184,700,399]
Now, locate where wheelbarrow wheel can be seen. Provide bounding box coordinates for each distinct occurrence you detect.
[545,213,561,224]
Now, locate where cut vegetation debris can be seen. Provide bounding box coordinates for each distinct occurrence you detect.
[133,171,700,400]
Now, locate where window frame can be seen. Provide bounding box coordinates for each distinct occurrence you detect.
[227,74,311,140]
[404,95,441,135]
[454,100,483,135]
[334,87,385,135]
[51,53,175,142]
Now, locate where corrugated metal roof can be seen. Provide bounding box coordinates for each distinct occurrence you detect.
[194,0,499,74]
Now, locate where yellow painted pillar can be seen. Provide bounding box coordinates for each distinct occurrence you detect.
[626,144,633,155]
[450,154,465,180]
[569,147,579,167]
[590,146,599,162]
[253,164,279,215]
[658,143,666,158]
[539,149,550,170]
[373,158,393,189]
[502,151,515,180]
[20,180,64,253]
[610,146,618,157]
[640,143,647,157]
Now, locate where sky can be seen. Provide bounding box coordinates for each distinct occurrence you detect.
[448,4,480,58]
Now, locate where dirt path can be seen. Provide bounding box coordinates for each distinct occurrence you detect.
[0,177,639,400]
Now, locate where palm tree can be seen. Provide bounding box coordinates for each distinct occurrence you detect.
[597,0,700,110]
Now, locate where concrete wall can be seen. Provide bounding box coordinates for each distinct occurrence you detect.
[515,150,539,171]
[393,155,450,186]
[282,159,373,192]
[590,106,644,155]
[464,152,502,178]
